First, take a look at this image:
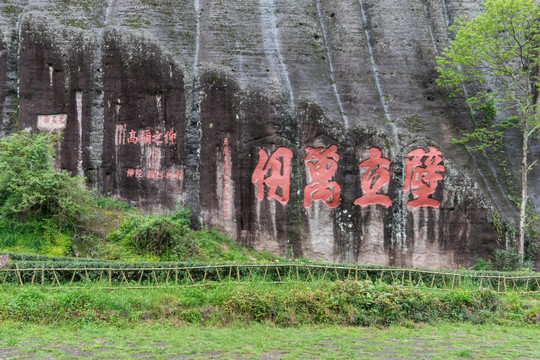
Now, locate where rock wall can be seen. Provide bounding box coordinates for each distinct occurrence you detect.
[0,0,535,268]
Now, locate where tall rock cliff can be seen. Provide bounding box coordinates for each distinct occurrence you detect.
[1,0,537,268]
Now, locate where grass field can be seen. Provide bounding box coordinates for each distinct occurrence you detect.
[0,321,539,359]
[0,280,538,359]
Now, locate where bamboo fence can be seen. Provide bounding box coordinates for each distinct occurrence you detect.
[1,263,539,293]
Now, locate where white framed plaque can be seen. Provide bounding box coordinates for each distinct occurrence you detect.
[37,114,67,131]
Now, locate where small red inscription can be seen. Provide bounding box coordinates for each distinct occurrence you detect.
[223,138,231,218]
[251,147,293,204]
[303,145,341,208]
[152,131,163,144]
[165,130,177,145]
[127,130,138,144]
[127,168,180,181]
[354,147,392,207]
[115,124,127,145]
[402,147,445,208]
[140,129,152,144]
[115,124,176,147]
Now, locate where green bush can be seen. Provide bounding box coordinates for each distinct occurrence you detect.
[223,281,501,327]
[107,209,191,259]
[491,247,535,272]
[0,131,93,229]
[107,208,277,263]
[0,280,508,327]
[0,131,278,262]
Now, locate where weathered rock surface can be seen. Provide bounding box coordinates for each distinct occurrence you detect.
[1,0,537,268]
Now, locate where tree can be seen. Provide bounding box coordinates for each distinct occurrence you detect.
[436,0,540,264]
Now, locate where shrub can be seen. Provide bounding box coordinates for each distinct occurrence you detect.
[0,131,93,229]
[108,209,192,259]
[491,247,535,272]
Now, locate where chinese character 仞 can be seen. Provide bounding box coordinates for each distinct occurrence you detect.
[251,147,293,204]
[303,145,341,208]
[402,147,445,208]
[354,147,392,207]
[165,130,177,145]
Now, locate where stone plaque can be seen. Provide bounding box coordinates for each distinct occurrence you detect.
[37,114,67,131]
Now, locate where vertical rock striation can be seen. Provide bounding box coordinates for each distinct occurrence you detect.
[0,0,534,268]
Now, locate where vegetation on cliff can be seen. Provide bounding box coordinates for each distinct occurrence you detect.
[0,130,275,263]
[436,0,540,263]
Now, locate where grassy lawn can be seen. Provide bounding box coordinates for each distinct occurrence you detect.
[0,321,539,359]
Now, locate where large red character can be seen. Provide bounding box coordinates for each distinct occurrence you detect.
[304,145,341,208]
[402,147,445,208]
[251,147,293,204]
[354,147,392,206]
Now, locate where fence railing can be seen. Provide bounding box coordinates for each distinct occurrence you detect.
[1,263,539,293]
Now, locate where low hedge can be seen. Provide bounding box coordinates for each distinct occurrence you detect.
[0,280,507,327]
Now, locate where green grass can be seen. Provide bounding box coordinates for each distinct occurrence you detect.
[0,202,277,263]
[0,280,536,327]
[0,321,538,359]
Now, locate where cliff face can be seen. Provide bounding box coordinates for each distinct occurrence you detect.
[1,0,537,268]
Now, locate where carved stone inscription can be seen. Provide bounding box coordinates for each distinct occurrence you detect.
[115,123,181,182]
[253,146,445,208]
[37,114,67,131]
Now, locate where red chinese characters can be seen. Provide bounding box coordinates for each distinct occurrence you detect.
[354,148,392,207]
[127,130,138,144]
[164,130,177,145]
[251,145,446,209]
[223,138,231,218]
[140,129,152,144]
[114,124,177,146]
[127,168,181,181]
[304,145,341,208]
[251,147,293,204]
[402,147,445,208]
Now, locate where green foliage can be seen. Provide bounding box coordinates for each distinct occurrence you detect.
[491,247,535,272]
[0,131,93,229]
[437,0,540,102]
[108,209,191,260]
[224,281,503,326]
[0,131,277,263]
[0,131,98,256]
[92,196,134,212]
[107,209,277,262]
[436,0,540,144]
[0,281,509,327]
[470,258,493,271]
[436,0,540,264]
